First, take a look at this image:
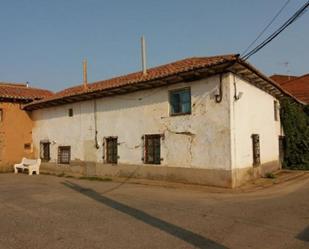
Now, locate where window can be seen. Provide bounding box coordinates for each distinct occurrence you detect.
[0,109,3,122]
[169,88,191,115]
[274,101,279,121]
[105,137,118,164]
[68,108,73,117]
[251,134,260,166]
[144,135,161,164]
[40,141,50,162]
[24,143,31,150]
[58,146,71,164]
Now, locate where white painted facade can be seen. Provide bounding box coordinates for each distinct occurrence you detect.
[31,72,282,186]
[229,75,282,170]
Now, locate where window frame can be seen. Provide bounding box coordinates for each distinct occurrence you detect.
[274,100,279,121]
[68,108,73,117]
[169,87,192,116]
[144,134,161,165]
[251,134,261,166]
[58,146,71,164]
[24,143,31,150]
[40,141,51,162]
[104,136,118,164]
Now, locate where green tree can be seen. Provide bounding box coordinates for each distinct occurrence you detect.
[280,98,309,169]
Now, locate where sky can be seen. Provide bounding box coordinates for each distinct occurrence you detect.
[0,0,308,92]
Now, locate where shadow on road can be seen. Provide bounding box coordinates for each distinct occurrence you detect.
[297,225,309,242]
[62,180,228,249]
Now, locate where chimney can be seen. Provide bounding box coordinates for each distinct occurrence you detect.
[141,35,147,75]
[83,58,88,89]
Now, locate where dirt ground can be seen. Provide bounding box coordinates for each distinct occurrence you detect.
[0,173,308,249]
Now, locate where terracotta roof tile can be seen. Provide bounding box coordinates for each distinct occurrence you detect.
[26,54,238,106]
[0,82,53,101]
[278,74,309,103]
[269,74,298,85]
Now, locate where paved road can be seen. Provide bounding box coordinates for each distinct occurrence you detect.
[0,173,308,249]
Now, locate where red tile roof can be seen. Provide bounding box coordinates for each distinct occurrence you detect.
[24,54,238,107]
[0,82,53,101]
[56,54,238,97]
[278,74,309,104]
[269,74,298,85]
[24,54,303,110]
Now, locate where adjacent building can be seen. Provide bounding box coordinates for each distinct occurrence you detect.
[0,82,52,171]
[270,74,309,104]
[23,54,299,187]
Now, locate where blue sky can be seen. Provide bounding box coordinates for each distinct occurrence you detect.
[0,0,308,91]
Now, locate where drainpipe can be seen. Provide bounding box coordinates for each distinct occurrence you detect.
[94,99,99,149]
[215,74,223,103]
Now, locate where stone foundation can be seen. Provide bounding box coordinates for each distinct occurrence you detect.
[232,160,281,187]
[36,160,281,188]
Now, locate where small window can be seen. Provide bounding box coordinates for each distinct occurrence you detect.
[105,137,118,164]
[58,146,71,164]
[0,109,3,122]
[24,143,31,150]
[251,134,260,166]
[144,135,161,164]
[68,108,73,117]
[40,141,50,162]
[169,88,191,115]
[274,101,279,121]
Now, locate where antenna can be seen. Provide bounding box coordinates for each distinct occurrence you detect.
[83,58,88,89]
[141,35,147,75]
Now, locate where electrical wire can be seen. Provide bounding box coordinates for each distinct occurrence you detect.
[241,1,309,61]
[241,0,291,56]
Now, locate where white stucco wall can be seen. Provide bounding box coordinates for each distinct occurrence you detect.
[229,74,282,169]
[31,74,233,171]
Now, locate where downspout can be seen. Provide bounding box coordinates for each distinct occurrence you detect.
[94,99,99,149]
[215,74,223,103]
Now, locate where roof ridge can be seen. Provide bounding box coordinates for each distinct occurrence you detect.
[283,73,309,85]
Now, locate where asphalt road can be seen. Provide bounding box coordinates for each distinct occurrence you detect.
[0,173,308,249]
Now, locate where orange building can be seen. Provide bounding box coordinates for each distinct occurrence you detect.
[0,82,52,171]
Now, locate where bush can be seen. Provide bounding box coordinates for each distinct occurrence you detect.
[280,98,309,170]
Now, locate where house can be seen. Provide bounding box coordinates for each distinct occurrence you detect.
[24,54,299,187]
[0,82,53,171]
[270,74,309,104]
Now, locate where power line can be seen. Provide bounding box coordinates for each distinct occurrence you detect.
[241,0,291,56]
[241,1,309,61]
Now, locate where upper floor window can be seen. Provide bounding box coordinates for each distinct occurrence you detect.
[274,101,279,121]
[169,88,191,116]
[68,108,73,117]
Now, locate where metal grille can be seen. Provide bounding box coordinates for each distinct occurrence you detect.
[145,135,161,164]
[106,137,118,164]
[252,134,260,166]
[58,146,71,164]
[40,142,50,162]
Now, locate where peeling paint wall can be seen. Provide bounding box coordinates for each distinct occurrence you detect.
[0,102,33,170]
[31,74,233,171]
[229,74,282,170]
